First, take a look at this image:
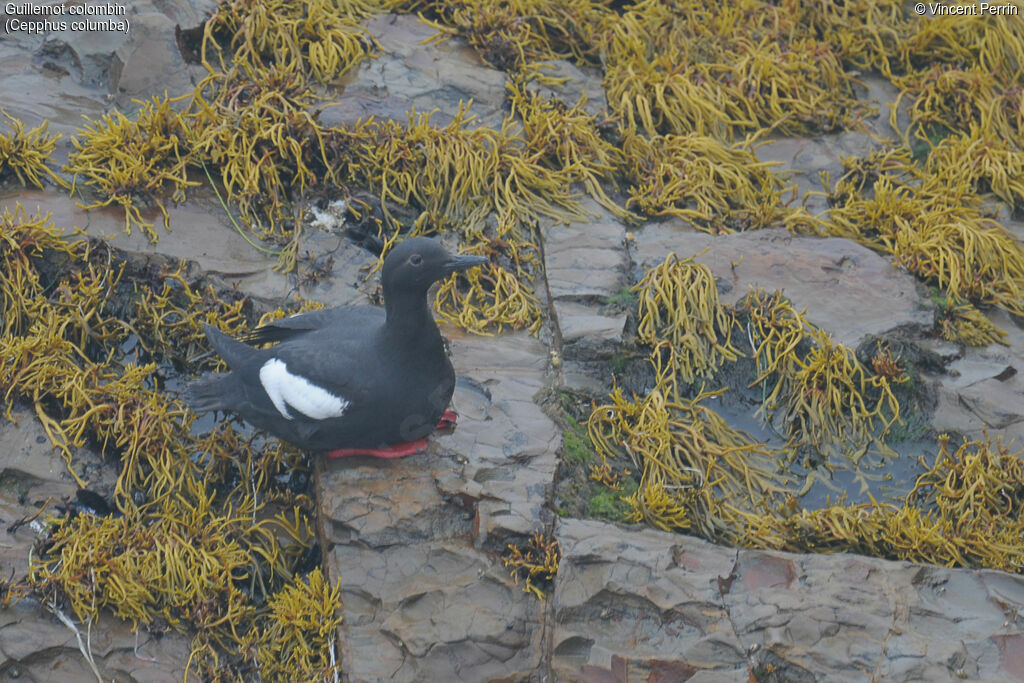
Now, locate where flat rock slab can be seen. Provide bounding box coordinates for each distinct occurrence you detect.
[552,518,1024,682]
[631,224,933,348]
[930,308,1024,447]
[321,14,508,130]
[542,199,629,360]
[754,74,908,217]
[319,330,559,681]
[542,198,627,302]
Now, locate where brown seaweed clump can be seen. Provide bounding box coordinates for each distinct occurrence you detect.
[0,205,339,679]
[0,110,65,189]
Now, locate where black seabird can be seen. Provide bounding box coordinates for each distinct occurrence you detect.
[188,237,488,458]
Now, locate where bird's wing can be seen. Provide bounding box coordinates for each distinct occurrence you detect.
[251,323,387,425]
[240,305,383,345]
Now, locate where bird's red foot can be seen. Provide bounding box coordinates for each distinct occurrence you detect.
[436,409,458,431]
[324,438,428,459]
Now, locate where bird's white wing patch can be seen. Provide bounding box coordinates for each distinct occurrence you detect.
[259,358,350,420]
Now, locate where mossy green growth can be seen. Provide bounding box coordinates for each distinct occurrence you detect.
[561,416,594,465]
[587,477,638,521]
[604,285,637,311]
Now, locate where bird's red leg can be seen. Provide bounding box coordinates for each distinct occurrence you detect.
[436,409,458,430]
[324,438,428,459]
[324,411,457,459]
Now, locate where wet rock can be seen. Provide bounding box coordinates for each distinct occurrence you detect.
[754,136,839,215]
[111,12,201,106]
[318,331,557,680]
[551,518,748,681]
[850,73,910,142]
[330,544,541,682]
[552,517,1024,682]
[542,198,629,365]
[0,598,191,681]
[930,309,1024,445]
[542,199,625,302]
[631,224,933,348]
[754,73,907,217]
[729,552,1024,680]
[1004,217,1024,246]
[434,331,560,544]
[40,22,124,91]
[555,301,626,346]
[0,42,108,138]
[320,14,508,130]
[319,452,472,548]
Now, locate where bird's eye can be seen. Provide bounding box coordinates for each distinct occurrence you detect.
[409,254,423,266]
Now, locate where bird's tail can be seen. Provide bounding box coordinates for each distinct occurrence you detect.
[186,374,232,413]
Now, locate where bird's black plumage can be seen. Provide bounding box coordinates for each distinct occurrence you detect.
[188,238,487,451]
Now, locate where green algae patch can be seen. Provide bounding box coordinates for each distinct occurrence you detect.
[0,205,339,679]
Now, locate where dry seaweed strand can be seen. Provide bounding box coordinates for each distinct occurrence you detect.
[243,568,343,680]
[737,289,903,457]
[508,82,631,220]
[621,133,786,233]
[602,0,864,140]
[587,385,788,542]
[825,148,1024,321]
[501,531,560,600]
[741,433,1024,573]
[201,0,384,82]
[0,110,66,189]
[421,0,608,81]
[64,95,197,241]
[633,252,741,388]
[186,65,332,272]
[924,125,1024,210]
[936,295,1009,347]
[328,105,587,334]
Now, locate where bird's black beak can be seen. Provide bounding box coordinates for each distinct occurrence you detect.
[444,254,489,272]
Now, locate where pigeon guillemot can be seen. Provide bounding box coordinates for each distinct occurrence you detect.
[188,237,488,458]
